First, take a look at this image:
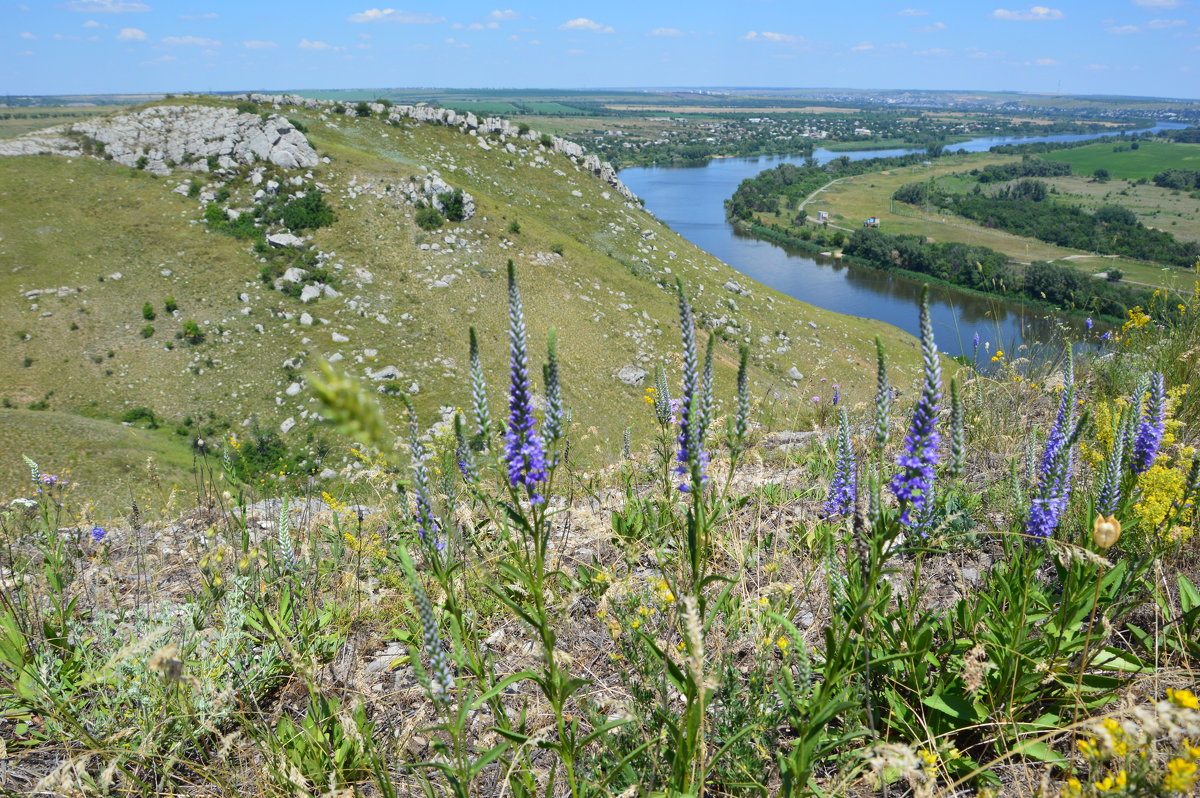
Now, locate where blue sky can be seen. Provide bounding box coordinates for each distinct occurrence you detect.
[4,0,1199,98]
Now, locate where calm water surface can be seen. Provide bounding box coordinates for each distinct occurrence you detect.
[619,123,1188,359]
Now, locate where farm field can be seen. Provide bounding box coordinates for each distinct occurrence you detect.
[796,152,1198,292]
[1045,139,1200,179]
[0,105,122,139]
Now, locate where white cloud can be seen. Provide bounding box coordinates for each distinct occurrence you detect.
[1133,0,1182,6]
[914,21,946,31]
[898,8,928,14]
[468,22,484,30]
[347,8,445,23]
[991,6,1065,20]
[487,21,498,28]
[566,47,584,54]
[915,47,950,55]
[299,39,340,50]
[162,35,219,45]
[180,12,218,19]
[117,27,145,40]
[1087,63,1109,69]
[243,39,277,48]
[489,9,519,20]
[742,30,800,43]
[64,0,149,12]
[20,31,36,39]
[1147,18,1186,27]
[17,49,33,55]
[559,17,614,33]
[82,19,101,27]
[1035,57,1057,64]
[650,27,685,37]
[1107,24,1141,33]
[850,41,874,51]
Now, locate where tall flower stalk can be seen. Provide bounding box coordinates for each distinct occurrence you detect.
[727,344,750,457]
[404,395,441,549]
[675,279,707,494]
[1133,372,1165,475]
[1025,353,1085,540]
[890,287,941,525]
[503,260,548,502]
[825,407,857,517]
[1096,404,1131,517]
[948,377,965,478]
[873,336,892,451]
[468,326,491,442]
[543,329,564,444]
[454,413,476,483]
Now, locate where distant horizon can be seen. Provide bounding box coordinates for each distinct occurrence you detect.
[6,85,1200,105]
[5,1,1200,99]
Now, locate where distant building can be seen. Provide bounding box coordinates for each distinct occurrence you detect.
[863,217,880,228]
[816,211,829,222]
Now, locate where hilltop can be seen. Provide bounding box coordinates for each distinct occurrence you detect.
[0,94,922,510]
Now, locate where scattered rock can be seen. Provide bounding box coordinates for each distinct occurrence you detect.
[267,233,304,249]
[616,365,648,386]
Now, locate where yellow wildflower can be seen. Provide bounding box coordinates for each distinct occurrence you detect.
[1168,689,1200,711]
[1164,757,1198,792]
[776,636,789,651]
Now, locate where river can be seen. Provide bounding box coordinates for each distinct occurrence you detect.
[618,122,1188,360]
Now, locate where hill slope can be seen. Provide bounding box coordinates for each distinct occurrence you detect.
[0,95,922,509]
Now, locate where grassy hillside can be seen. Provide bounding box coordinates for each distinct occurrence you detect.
[0,97,922,509]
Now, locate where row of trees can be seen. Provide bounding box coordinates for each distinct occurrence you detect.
[842,228,1151,318]
[1153,169,1200,191]
[893,178,1200,268]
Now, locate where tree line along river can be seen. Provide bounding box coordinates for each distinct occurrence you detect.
[618,123,1189,363]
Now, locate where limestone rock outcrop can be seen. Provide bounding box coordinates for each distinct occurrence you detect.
[0,105,318,175]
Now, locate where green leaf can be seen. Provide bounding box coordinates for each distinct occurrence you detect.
[923,692,985,723]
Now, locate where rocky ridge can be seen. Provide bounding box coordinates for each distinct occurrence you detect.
[0,105,318,174]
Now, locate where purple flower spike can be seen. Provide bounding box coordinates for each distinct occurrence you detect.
[504,261,547,500]
[832,385,840,406]
[890,287,941,526]
[1086,317,1094,330]
[675,279,708,492]
[91,525,106,542]
[1133,372,1166,475]
[824,408,857,517]
[1025,352,1080,540]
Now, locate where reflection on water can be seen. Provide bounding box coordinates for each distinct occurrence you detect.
[618,124,1185,359]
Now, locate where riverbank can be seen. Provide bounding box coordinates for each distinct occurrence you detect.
[739,219,1132,325]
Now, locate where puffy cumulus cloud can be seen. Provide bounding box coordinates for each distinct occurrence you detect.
[741,30,800,43]
[1133,0,1182,6]
[347,8,446,24]
[117,27,145,40]
[162,35,219,46]
[64,0,149,12]
[1107,24,1141,33]
[20,31,36,39]
[650,27,685,37]
[82,20,101,27]
[560,17,614,33]
[850,41,875,51]
[242,40,277,48]
[914,21,946,31]
[489,9,519,20]
[991,6,1064,20]
[1147,18,1186,27]
[898,8,928,14]
[299,39,336,50]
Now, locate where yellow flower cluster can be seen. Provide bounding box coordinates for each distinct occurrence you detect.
[343,530,387,559]
[1133,464,1191,537]
[643,386,657,405]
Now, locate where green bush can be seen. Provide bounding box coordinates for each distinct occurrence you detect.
[355,101,371,117]
[120,406,158,428]
[181,320,205,345]
[280,189,335,232]
[164,296,178,313]
[142,302,156,321]
[508,220,521,234]
[135,155,148,170]
[415,205,444,230]
[439,189,466,222]
[236,101,257,114]
[140,324,155,338]
[288,117,308,134]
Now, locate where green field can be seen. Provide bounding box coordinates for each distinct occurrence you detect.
[0,105,123,139]
[1045,140,1200,179]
